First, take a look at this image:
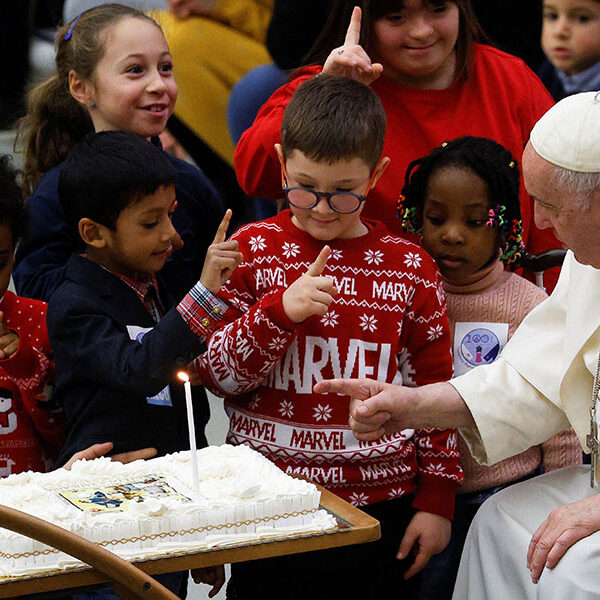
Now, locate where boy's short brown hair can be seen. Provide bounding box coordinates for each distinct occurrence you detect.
[281,74,387,170]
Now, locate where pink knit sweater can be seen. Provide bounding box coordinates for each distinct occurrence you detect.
[444,259,582,493]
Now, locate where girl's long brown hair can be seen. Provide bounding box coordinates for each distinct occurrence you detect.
[16,4,159,193]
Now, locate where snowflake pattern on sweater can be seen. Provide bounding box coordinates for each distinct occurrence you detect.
[0,291,63,476]
[195,212,462,516]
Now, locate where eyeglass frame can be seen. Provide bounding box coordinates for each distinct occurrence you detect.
[280,163,378,214]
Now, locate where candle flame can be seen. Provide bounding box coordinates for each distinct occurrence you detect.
[177,371,190,383]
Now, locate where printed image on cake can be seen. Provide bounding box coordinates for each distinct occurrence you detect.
[0,445,338,577]
[59,476,191,513]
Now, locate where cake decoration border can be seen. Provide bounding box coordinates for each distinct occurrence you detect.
[0,507,322,560]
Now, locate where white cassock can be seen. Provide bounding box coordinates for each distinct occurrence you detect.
[449,251,600,599]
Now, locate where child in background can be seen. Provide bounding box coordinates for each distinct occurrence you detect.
[0,155,63,477]
[48,131,241,599]
[538,0,600,100]
[235,0,563,290]
[196,74,462,600]
[397,136,582,600]
[14,3,223,303]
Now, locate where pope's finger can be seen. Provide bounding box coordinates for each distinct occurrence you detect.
[344,6,362,47]
[212,209,233,245]
[351,407,392,428]
[527,529,541,568]
[306,245,331,277]
[314,378,374,398]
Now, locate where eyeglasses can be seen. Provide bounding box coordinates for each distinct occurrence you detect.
[280,164,377,214]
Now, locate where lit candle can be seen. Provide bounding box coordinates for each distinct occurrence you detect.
[177,371,200,498]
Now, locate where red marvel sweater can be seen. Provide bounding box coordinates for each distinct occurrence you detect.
[234,43,560,289]
[0,291,63,476]
[196,211,462,518]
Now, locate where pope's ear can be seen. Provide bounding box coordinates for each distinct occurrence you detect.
[78,218,106,248]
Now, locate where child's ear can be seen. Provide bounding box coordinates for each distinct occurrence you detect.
[274,143,285,167]
[79,218,107,248]
[68,70,95,107]
[371,156,391,187]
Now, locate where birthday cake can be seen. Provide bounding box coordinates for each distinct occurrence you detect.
[0,444,337,576]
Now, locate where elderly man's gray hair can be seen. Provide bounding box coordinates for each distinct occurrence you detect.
[551,166,600,210]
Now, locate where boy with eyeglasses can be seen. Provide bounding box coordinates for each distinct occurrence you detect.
[195,74,462,600]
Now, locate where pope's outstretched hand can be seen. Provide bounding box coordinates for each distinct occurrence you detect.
[313,378,409,441]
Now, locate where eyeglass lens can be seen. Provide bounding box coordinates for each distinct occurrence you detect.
[286,189,361,213]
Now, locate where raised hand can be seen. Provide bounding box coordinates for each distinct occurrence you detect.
[200,209,244,294]
[322,6,383,86]
[0,311,18,360]
[283,245,338,323]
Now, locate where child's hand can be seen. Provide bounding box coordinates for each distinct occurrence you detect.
[191,565,225,598]
[397,511,451,579]
[322,6,383,86]
[63,442,158,470]
[0,311,18,360]
[200,209,244,294]
[283,246,338,323]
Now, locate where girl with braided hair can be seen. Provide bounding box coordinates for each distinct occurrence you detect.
[398,135,582,600]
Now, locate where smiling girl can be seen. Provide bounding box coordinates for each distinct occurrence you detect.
[14,3,223,304]
[235,0,563,289]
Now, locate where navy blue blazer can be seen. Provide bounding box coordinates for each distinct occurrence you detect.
[14,149,223,303]
[48,254,210,467]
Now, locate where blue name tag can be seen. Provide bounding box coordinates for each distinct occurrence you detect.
[126,325,173,407]
[146,386,173,407]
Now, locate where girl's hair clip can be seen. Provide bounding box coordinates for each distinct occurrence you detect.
[64,14,82,41]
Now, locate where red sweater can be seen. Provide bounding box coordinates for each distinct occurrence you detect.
[196,211,462,518]
[234,43,560,289]
[0,291,63,476]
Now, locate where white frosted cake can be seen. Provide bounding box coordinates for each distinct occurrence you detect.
[0,444,337,576]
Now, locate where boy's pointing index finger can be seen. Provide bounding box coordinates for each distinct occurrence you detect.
[306,245,331,277]
[212,209,232,244]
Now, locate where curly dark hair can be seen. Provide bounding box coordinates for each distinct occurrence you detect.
[398,135,524,267]
[0,155,28,247]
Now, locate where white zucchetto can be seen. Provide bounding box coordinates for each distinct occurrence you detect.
[530,91,600,173]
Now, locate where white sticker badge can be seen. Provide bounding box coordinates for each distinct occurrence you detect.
[126,325,173,407]
[453,322,509,377]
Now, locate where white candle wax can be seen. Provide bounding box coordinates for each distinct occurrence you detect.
[179,372,200,498]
